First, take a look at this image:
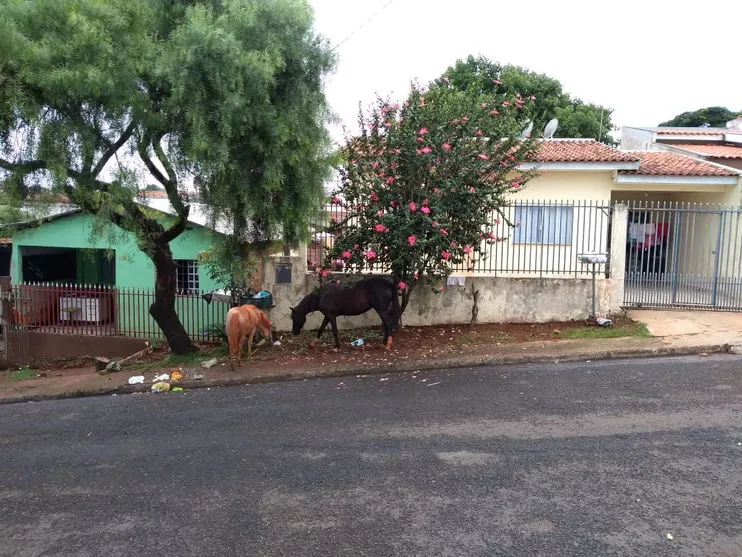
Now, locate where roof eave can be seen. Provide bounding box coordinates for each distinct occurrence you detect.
[614,174,739,185]
[518,161,641,171]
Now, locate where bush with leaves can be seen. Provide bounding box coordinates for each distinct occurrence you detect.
[324,83,538,314]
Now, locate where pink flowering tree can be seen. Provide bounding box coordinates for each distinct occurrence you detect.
[323,83,538,314]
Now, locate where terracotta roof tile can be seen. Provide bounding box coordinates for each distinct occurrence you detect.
[653,127,727,136]
[621,151,739,176]
[532,139,639,163]
[669,144,742,159]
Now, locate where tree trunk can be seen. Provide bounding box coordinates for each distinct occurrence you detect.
[149,240,196,354]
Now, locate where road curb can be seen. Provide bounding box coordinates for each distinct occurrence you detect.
[0,342,732,405]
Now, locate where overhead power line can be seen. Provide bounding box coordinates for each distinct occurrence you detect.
[330,0,399,51]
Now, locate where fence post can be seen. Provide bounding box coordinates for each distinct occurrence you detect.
[609,204,628,310]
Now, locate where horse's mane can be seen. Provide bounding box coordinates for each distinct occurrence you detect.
[294,289,321,315]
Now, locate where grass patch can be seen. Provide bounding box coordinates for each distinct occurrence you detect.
[559,321,651,339]
[10,366,37,380]
[453,331,512,346]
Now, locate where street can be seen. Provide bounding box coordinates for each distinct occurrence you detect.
[1,354,742,556]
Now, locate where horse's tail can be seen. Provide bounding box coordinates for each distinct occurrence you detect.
[390,281,402,333]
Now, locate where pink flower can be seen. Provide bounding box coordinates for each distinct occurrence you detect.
[461,116,469,123]
[442,250,451,260]
[320,269,331,278]
[419,127,429,135]
[365,249,377,260]
[422,198,430,205]
[442,143,452,150]
[420,206,431,214]
[481,103,488,108]
[438,286,445,292]
[502,100,511,107]
[413,272,420,280]
[407,235,417,246]
[398,281,408,291]
[331,196,342,204]
[374,224,387,233]
[492,79,502,85]
[432,221,439,227]
[370,191,380,202]
[464,245,473,254]
[377,209,385,216]
[488,232,496,239]
[511,181,522,189]
[386,176,395,184]
[530,95,536,100]
[372,162,379,168]
[416,146,432,155]
[450,241,457,248]
[475,129,484,136]
[442,77,450,84]
[469,187,476,193]
[433,188,440,194]
[409,201,417,212]
[477,153,489,160]
[342,250,352,259]
[417,137,424,143]
[490,109,499,115]
[440,228,449,236]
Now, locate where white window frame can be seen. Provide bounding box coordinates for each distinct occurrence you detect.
[175,259,200,295]
[514,205,573,245]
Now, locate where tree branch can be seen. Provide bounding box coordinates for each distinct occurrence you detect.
[91,120,137,177]
[0,158,47,174]
[137,133,169,186]
[151,133,188,218]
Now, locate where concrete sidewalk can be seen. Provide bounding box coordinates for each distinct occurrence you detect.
[2,308,741,404]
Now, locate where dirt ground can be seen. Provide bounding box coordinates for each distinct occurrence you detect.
[6,316,642,378]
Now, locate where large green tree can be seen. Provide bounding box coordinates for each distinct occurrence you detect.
[659,106,740,127]
[0,0,334,353]
[433,55,615,144]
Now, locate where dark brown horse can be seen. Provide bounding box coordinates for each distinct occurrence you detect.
[290,277,401,351]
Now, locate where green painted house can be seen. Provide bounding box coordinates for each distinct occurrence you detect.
[7,206,231,340]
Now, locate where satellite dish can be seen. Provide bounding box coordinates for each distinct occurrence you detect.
[543,118,559,139]
[519,120,533,139]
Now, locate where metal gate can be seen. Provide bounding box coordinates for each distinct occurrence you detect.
[623,202,742,311]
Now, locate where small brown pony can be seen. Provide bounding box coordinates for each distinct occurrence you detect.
[225,304,273,370]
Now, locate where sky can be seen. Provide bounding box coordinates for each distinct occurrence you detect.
[309,0,742,142]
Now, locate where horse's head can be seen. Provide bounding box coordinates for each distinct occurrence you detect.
[289,305,305,336]
[259,313,274,345]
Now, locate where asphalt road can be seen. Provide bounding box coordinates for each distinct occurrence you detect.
[2,354,742,557]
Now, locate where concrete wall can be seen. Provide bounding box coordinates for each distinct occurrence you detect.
[620,128,655,151]
[512,170,614,202]
[5,331,148,365]
[260,242,624,334]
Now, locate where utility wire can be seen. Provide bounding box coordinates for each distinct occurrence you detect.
[330,0,399,51]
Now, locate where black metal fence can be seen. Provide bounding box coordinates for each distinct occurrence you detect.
[309,199,612,277]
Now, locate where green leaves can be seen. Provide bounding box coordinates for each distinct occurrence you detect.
[435,55,615,144]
